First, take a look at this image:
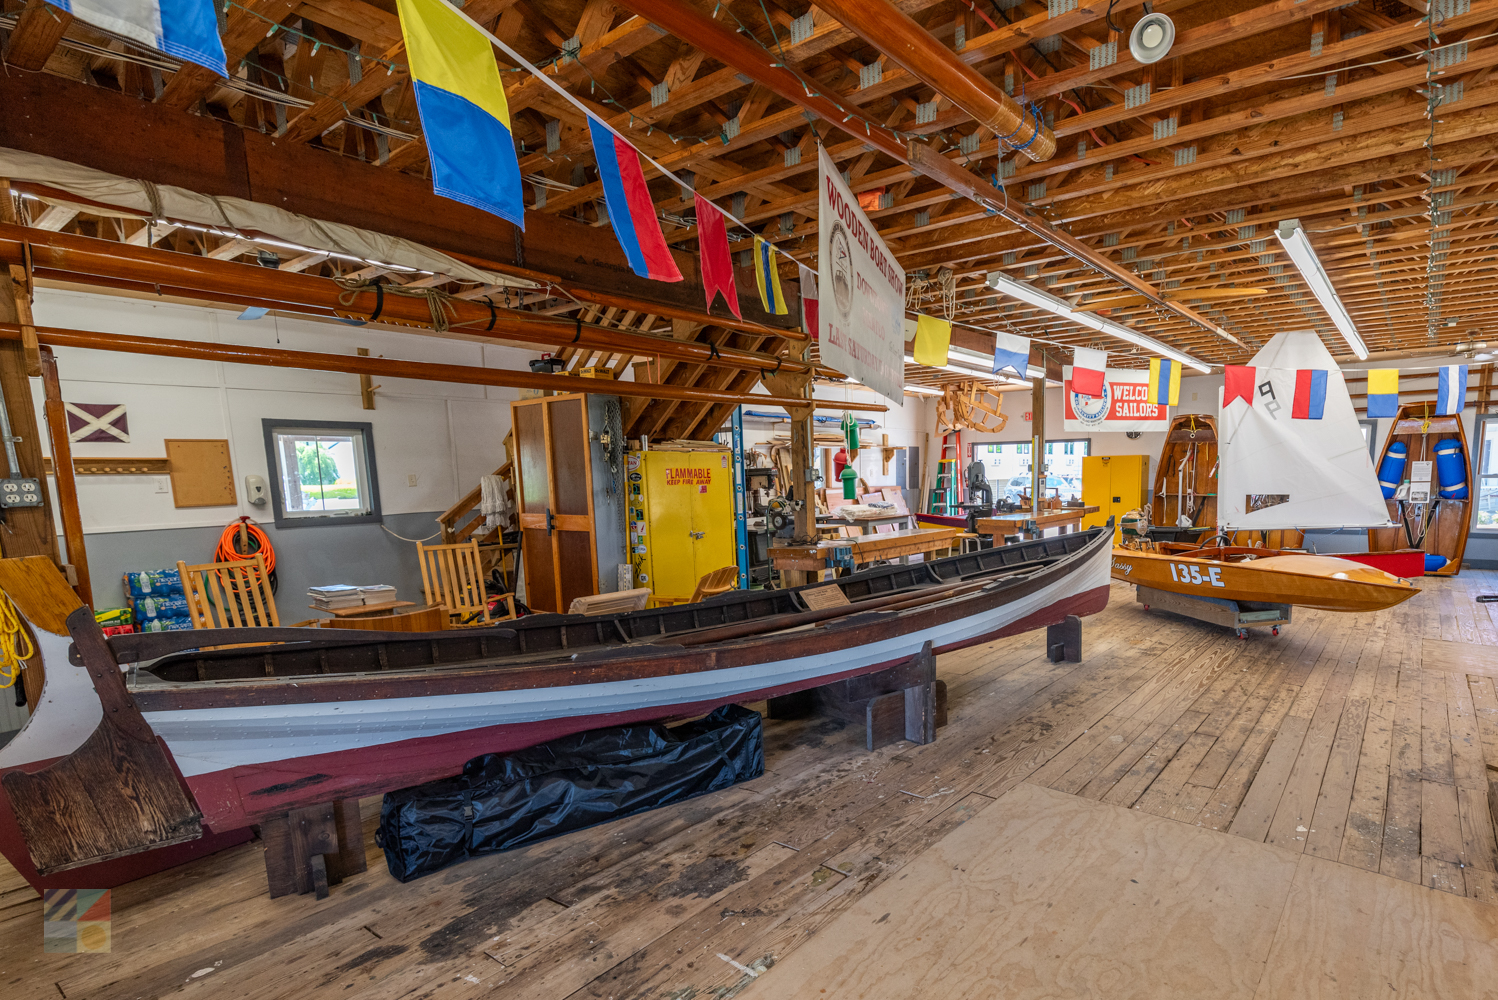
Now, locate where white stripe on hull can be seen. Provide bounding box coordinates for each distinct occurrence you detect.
[0,628,101,769]
[144,544,1111,778]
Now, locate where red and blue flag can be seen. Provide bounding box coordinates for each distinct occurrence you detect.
[1291,369,1327,419]
[588,118,682,282]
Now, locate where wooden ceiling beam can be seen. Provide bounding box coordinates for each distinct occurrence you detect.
[5,0,72,72]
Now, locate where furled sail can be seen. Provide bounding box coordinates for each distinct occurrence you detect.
[1218,331,1392,529]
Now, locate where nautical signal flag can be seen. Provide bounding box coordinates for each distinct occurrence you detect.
[992,330,1029,379]
[1148,358,1181,407]
[53,0,225,76]
[589,118,682,281]
[1292,369,1328,419]
[1071,347,1106,396]
[753,238,787,314]
[912,315,953,367]
[694,194,739,317]
[1224,365,1255,406]
[1437,364,1469,415]
[397,0,525,227]
[799,263,819,339]
[1366,368,1399,417]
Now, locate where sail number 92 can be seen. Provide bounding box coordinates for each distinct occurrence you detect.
[1168,562,1226,588]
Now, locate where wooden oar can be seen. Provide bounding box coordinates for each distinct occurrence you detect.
[0,557,202,874]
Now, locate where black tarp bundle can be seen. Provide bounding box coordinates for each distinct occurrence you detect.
[375,704,764,882]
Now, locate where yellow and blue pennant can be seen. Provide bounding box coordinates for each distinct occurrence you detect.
[396,0,525,227]
[753,237,788,315]
[1148,357,1180,406]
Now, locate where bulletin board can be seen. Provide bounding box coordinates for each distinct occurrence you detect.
[165,439,237,508]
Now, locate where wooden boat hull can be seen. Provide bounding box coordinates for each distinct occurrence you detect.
[1367,405,1472,576]
[1110,548,1419,612]
[0,530,1112,887]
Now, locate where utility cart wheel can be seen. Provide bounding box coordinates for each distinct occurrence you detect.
[1271,626,1280,636]
[1236,628,1249,639]
[1142,604,1150,611]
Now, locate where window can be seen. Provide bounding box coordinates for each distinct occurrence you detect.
[1475,416,1498,531]
[1358,419,1377,463]
[970,440,1090,501]
[262,420,381,527]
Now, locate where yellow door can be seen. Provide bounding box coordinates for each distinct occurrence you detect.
[1082,455,1149,541]
[689,451,735,584]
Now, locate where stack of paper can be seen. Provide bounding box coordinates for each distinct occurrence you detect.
[359,585,397,605]
[309,585,364,610]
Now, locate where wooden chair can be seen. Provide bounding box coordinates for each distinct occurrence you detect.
[178,554,280,629]
[650,566,741,608]
[417,540,516,626]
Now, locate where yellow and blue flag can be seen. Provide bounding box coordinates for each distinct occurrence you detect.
[1367,368,1399,418]
[397,0,525,227]
[754,237,787,314]
[1148,357,1180,406]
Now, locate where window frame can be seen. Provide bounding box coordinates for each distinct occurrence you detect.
[1473,415,1498,534]
[1358,418,1378,463]
[261,419,383,529]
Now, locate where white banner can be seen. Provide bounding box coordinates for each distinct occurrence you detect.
[818,144,905,405]
[1061,367,1171,432]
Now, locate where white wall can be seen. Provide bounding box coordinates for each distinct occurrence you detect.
[28,287,529,610]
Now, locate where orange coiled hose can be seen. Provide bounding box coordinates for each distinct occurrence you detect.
[216,516,276,574]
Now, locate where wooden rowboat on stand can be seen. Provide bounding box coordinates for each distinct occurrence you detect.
[1366,403,1473,577]
[0,526,1113,892]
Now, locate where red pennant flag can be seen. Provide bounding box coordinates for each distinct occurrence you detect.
[694,194,740,319]
[1224,365,1256,406]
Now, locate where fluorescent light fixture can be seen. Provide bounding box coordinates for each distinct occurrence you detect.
[985,271,1212,373]
[1276,219,1368,360]
[904,384,943,395]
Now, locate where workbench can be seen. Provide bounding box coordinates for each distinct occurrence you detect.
[769,526,959,572]
[975,506,1100,540]
[817,512,913,536]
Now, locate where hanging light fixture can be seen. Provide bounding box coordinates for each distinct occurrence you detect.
[984,272,1212,372]
[1276,219,1369,360]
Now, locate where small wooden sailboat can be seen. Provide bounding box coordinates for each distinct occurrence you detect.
[0,527,1114,890]
[1111,546,1419,612]
[1113,331,1422,617]
[1151,414,1217,544]
[1366,403,1472,576]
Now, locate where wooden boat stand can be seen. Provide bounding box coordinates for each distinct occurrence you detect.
[766,641,948,751]
[259,800,368,900]
[1137,585,1291,639]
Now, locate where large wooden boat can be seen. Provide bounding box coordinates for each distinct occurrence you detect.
[1366,403,1473,576]
[0,527,1112,889]
[1110,546,1418,612]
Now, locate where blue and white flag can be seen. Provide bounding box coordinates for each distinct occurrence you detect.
[1437,364,1468,416]
[991,330,1030,379]
[53,0,226,76]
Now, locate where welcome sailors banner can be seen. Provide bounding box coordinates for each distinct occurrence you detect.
[818,144,905,404]
[1062,367,1172,432]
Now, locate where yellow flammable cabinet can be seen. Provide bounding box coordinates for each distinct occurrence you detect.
[628,448,736,602]
[1081,455,1150,541]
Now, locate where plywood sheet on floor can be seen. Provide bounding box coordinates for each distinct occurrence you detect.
[753,781,1299,1000]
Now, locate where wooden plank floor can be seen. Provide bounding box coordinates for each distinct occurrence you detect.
[2,571,1496,999]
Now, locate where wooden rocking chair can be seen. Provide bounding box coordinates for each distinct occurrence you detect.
[417,540,516,626]
[178,553,280,629]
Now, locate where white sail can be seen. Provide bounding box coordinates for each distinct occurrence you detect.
[1218,331,1392,529]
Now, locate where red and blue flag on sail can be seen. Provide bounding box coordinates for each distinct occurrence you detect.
[1291,369,1327,419]
[588,118,682,282]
